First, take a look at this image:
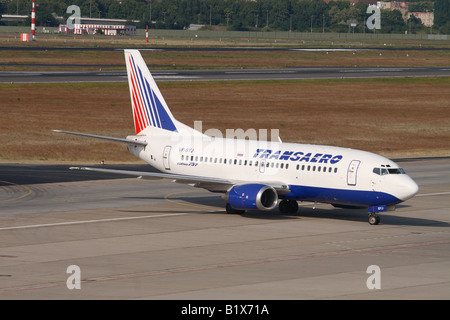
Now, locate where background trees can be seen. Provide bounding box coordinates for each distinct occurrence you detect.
[434,0,449,33]
[2,0,447,34]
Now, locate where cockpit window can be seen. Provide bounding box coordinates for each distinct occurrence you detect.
[373,166,405,175]
[388,168,405,174]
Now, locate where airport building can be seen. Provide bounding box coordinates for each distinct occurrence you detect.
[71,23,136,36]
[408,11,434,27]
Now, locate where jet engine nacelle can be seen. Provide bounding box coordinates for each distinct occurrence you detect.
[226,184,278,211]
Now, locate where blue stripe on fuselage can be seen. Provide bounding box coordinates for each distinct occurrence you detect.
[283,185,401,207]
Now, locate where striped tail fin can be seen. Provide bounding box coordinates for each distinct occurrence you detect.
[124,50,178,134]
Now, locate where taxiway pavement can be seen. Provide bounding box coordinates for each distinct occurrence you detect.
[1,66,450,84]
[0,158,449,300]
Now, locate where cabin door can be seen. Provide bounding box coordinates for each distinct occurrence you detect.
[163,145,171,170]
[347,160,361,186]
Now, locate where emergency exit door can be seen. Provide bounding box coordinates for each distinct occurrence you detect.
[259,159,266,174]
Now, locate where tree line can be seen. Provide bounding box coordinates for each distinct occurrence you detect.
[1,0,449,34]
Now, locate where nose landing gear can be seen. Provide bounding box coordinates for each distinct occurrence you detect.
[368,213,381,225]
[368,205,386,225]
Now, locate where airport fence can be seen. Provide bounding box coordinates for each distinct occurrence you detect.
[0,25,448,42]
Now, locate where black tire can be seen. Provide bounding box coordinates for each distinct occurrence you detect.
[288,200,299,214]
[279,200,289,214]
[226,203,235,214]
[368,214,380,225]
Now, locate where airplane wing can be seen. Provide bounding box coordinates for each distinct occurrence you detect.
[69,166,290,194]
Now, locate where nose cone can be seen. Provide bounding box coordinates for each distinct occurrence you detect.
[397,176,419,201]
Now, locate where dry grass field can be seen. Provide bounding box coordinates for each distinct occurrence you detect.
[1,35,448,162]
[1,77,449,163]
[1,48,449,71]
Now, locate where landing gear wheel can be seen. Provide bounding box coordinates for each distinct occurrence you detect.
[279,199,298,214]
[368,214,380,225]
[288,199,298,214]
[279,200,289,214]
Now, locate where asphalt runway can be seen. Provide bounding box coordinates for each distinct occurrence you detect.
[2,66,450,83]
[0,158,449,300]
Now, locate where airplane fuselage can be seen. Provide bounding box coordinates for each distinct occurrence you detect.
[127,131,418,209]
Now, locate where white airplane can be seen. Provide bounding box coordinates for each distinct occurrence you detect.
[54,49,419,225]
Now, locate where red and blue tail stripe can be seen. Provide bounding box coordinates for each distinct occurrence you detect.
[128,54,177,134]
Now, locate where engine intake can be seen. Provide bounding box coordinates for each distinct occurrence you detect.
[226,184,278,211]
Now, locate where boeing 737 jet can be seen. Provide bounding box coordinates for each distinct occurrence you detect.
[54,50,419,225]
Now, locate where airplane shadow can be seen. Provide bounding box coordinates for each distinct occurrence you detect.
[288,206,449,227]
[122,195,450,227]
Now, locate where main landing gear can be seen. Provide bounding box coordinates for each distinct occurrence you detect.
[278,199,299,214]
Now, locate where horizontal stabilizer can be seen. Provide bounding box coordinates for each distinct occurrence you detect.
[53,130,148,146]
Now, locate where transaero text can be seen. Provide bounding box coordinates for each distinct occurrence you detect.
[253,149,343,164]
